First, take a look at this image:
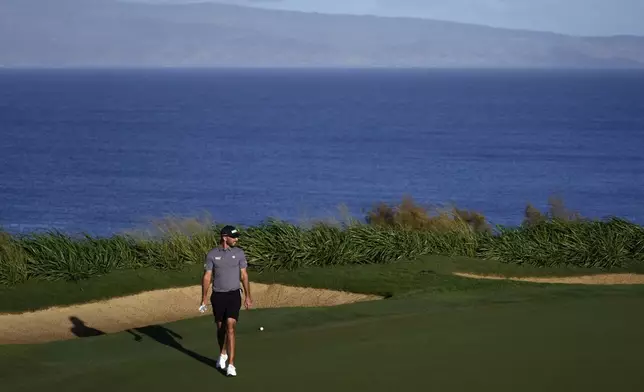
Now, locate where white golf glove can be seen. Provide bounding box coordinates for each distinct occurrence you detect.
[199,304,208,313]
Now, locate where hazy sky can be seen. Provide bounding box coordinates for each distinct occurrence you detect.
[144,0,644,36]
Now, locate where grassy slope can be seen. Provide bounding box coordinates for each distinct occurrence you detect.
[1,255,637,314]
[1,278,643,391]
[1,303,642,389]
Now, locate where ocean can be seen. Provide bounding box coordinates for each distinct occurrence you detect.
[1,68,643,236]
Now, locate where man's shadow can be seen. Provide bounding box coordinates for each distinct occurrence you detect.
[68,317,221,374]
[126,325,222,373]
[69,316,106,338]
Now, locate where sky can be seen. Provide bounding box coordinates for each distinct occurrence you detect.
[142,0,644,36]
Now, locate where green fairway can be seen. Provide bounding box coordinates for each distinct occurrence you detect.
[1,256,644,391]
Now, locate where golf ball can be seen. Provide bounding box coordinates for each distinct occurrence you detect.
[259,327,264,331]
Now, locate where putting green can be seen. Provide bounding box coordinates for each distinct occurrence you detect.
[1,293,643,392]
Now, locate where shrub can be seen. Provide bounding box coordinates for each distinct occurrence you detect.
[523,196,584,226]
[366,195,492,234]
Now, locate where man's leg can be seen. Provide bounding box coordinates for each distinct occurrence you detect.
[217,321,227,356]
[225,290,242,376]
[212,292,228,369]
[226,318,237,365]
[225,318,238,376]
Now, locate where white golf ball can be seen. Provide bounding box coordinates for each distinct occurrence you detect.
[259,326,264,331]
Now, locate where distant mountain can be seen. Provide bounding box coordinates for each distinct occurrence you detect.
[1,0,643,68]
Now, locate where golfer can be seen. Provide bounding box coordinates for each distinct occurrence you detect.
[200,225,252,377]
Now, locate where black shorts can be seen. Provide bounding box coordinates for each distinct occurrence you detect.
[210,289,242,323]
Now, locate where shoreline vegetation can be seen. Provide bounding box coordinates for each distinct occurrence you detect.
[1,196,643,286]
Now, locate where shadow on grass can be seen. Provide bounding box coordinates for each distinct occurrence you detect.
[125,325,224,374]
[68,317,224,375]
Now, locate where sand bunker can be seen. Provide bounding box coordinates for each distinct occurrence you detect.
[453,272,644,285]
[0,283,381,345]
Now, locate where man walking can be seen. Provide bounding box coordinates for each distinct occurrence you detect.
[200,225,252,377]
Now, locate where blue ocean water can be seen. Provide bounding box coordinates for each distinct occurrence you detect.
[1,69,643,236]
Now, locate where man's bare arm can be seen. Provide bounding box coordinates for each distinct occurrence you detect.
[241,268,252,309]
[202,270,212,305]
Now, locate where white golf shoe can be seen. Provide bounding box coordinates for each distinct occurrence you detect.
[216,354,228,370]
[226,364,237,377]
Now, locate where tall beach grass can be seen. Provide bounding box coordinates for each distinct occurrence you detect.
[1,196,642,285]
